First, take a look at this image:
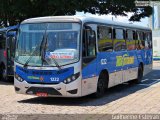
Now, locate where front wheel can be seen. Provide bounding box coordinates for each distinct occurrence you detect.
[0,66,7,81]
[93,73,107,98]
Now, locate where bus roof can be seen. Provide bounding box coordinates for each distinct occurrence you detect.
[0,27,7,32]
[21,16,151,31]
[0,25,19,33]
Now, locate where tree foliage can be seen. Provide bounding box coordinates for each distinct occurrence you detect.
[0,0,155,27]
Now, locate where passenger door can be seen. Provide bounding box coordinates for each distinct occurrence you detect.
[81,25,98,95]
[82,25,97,79]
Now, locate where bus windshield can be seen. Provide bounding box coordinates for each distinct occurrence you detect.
[15,23,81,67]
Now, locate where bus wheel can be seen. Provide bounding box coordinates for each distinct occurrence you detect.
[0,66,7,81]
[93,73,107,98]
[135,65,143,84]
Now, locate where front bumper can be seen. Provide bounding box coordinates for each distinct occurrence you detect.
[14,77,82,97]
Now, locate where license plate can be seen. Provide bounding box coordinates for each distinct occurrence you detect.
[36,92,48,97]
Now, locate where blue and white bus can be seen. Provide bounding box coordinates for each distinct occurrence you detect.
[0,25,19,81]
[14,16,152,97]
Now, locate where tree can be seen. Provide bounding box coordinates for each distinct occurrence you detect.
[0,0,155,27]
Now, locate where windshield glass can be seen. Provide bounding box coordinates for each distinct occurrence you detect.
[15,23,81,66]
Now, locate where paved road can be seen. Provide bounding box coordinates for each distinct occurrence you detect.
[0,62,160,119]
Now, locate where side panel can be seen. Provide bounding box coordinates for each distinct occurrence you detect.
[96,51,124,88]
[143,49,153,75]
[81,77,98,96]
[136,49,153,76]
[123,50,139,82]
[96,50,140,88]
[81,59,98,96]
[81,48,152,94]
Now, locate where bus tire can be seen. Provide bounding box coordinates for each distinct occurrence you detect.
[93,72,108,98]
[0,65,7,81]
[0,66,3,81]
[135,65,143,84]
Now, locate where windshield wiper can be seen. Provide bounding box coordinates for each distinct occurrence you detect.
[23,28,47,68]
[39,31,47,66]
[23,34,48,68]
[23,36,51,68]
[23,24,62,70]
[23,45,39,68]
[40,25,62,70]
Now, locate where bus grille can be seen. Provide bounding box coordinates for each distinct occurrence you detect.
[26,81,59,85]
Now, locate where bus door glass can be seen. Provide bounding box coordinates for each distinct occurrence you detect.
[82,24,97,79]
[6,30,17,64]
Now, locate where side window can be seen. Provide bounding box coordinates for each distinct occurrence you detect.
[97,26,113,52]
[144,32,149,49]
[148,32,152,49]
[113,28,126,51]
[126,30,136,50]
[7,36,14,58]
[136,31,145,50]
[0,33,6,50]
[83,28,96,57]
[145,32,152,49]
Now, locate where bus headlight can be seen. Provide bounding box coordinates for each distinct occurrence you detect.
[15,73,24,82]
[63,72,80,84]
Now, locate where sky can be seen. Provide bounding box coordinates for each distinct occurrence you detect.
[76,11,149,27]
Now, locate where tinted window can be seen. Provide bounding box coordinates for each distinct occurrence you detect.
[7,36,16,58]
[83,29,96,57]
[145,32,152,49]
[149,32,152,49]
[97,26,113,52]
[113,28,126,51]
[126,30,136,50]
[136,31,145,50]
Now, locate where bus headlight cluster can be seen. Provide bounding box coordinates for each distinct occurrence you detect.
[63,72,80,84]
[15,73,24,82]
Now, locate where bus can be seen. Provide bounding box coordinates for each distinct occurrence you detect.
[14,16,152,97]
[0,25,18,81]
